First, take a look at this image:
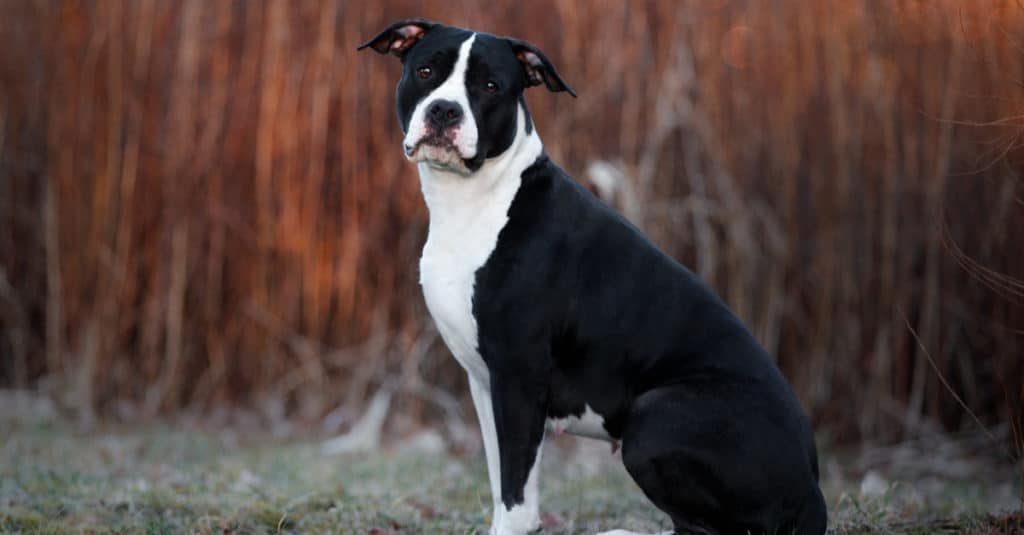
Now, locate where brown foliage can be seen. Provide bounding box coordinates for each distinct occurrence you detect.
[1,0,1022,443]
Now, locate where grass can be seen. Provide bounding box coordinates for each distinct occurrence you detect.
[1,419,1020,534]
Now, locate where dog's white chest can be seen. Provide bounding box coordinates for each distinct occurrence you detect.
[418,164,522,384]
[420,248,489,382]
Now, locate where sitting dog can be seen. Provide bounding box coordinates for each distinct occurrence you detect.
[359,19,827,535]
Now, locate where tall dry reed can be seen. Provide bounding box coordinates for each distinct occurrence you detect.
[0,0,1021,443]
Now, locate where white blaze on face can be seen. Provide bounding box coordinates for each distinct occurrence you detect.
[404,34,479,167]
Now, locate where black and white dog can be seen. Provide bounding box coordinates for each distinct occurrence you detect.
[360,19,827,535]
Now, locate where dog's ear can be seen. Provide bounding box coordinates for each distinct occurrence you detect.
[358,19,436,58]
[507,38,576,97]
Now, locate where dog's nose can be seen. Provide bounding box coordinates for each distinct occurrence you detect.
[426,99,463,129]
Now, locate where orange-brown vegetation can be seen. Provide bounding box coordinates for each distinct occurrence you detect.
[1,0,1022,443]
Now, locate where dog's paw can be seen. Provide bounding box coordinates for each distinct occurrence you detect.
[491,504,541,534]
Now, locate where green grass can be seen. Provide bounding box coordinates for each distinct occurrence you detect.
[1,421,1020,534]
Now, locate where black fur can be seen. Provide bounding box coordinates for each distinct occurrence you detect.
[474,156,827,534]
[361,19,827,535]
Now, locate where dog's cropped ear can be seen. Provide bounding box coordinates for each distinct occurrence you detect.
[358,19,436,57]
[507,38,576,97]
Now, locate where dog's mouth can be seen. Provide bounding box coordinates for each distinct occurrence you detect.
[406,134,455,156]
[404,130,481,175]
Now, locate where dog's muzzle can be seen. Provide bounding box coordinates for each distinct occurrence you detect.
[405,99,475,173]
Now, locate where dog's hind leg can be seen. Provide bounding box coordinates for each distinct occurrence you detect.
[619,385,825,535]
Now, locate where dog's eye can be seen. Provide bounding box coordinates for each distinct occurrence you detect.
[417,66,432,79]
[485,81,499,93]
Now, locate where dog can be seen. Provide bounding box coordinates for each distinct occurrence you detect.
[359,19,827,535]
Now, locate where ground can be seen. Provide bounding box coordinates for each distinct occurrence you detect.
[1,417,1021,534]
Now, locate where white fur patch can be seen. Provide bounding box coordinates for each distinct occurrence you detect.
[469,377,502,511]
[404,34,479,167]
[418,103,541,384]
[548,404,614,442]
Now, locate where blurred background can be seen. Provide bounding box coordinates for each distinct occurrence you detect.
[1,0,1022,451]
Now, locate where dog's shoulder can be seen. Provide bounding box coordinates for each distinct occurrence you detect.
[504,155,617,238]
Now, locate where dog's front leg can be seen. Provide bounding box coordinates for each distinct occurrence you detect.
[468,376,503,520]
[488,367,547,535]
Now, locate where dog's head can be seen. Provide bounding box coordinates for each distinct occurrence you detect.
[359,19,575,175]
